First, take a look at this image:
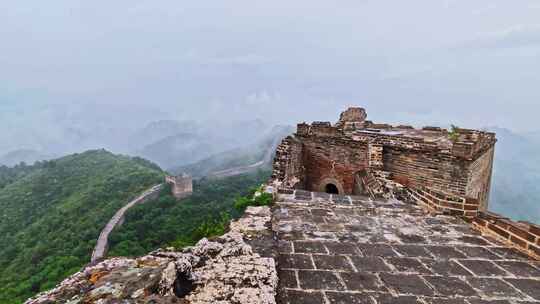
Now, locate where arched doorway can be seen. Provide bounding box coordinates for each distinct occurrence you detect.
[318,177,344,195]
[325,183,339,194]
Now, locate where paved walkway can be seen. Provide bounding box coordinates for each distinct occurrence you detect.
[91,184,162,262]
[274,190,540,303]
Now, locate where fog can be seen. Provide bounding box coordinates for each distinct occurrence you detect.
[1,0,540,157]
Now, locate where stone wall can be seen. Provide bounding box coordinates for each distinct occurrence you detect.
[470,211,540,259]
[466,146,495,210]
[382,148,469,196]
[300,135,369,194]
[407,186,480,217]
[272,136,305,189]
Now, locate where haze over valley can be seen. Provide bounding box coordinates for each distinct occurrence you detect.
[1,1,540,303]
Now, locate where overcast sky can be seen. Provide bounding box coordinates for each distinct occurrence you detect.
[1,0,540,150]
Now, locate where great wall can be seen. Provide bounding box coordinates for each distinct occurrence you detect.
[89,144,274,263]
[27,107,540,304]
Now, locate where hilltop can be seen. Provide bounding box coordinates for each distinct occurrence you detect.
[0,150,164,304]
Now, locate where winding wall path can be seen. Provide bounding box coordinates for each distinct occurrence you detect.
[91,184,163,262]
[91,137,283,262]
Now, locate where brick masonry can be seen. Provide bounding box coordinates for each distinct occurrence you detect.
[271,107,496,211]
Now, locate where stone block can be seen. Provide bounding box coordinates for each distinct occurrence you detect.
[504,279,540,300]
[297,270,345,291]
[422,276,477,297]
[467,277,524,299]
[457,260,508,277]
[312,255,354,271]
[339,272,387,292]
[294,241,327,254]
[379,273,435,296]
[278,254,314,270]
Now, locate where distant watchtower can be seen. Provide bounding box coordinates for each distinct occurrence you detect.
[165,174,193,199]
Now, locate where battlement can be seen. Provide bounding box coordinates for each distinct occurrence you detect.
[296,115,496,161]
[165,173,193,199]
[272,107,497,211]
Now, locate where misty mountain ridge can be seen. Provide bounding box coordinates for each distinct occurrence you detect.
[0,117,272,170]
[485,126,540,224]
[173,125,294,177]
[0,149,55,167]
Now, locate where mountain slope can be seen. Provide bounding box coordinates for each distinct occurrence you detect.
[0,150,164,304]
[0,149,54,167]
[107,170,271,258]
[136,132,222,169]
[173,125,294,177]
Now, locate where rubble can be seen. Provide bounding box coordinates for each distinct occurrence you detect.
[26,207,278,304]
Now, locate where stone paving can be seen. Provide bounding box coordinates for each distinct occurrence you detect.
[273,190,540,304]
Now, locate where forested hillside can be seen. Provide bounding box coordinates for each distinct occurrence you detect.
[107,170,270,257]
[0,150,164,304]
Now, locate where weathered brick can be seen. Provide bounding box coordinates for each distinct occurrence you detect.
[294,241,327,254]
[357,244,398,257]
[278,270,298,289]
[494,261,540,277]
[313,255,354,271]
[504,279,540,300]
[297,270,345,291]
[455,246,500,259]
[457,260,508,277]
[467,300,512,304]
[281,290,325,304]
[311,208,333,217]
[372,294,421,304]
[279,254,314,269]
[350,257,391,272]
[529,224,540,236]
[467,277,524,299]
[278,241,292,254]
[385,258,432,274]
[488,247,530,260]
[508,225,536,242]
[427,246,467,259]
[509,235,528,248]
[325,242,360,255]
[339,272,386,292]
[530,244,540,257]
[325,292,374,304]
[278,188,294,195]
[424,299,468,304]
[393,245,433,258]
[422,259,472,276]
[472,218,487,227]
[423,276,477,297]
[488,223,510,239]
[379,273,435,296]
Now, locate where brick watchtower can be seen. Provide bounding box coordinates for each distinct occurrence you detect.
[271,107,496,215]
[165,173,193,199]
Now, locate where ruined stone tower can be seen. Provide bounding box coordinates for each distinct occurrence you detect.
[272,107,497,215]
[165,173,193,199]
